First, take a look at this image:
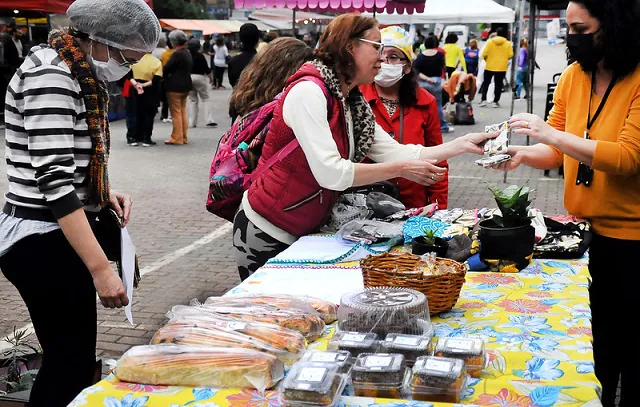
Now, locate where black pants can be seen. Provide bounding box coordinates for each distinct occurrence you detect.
[134,90,157,143]
[446,66,456,79]
[125,96,136,143]
[589,233,640,407]
[213,66,225,88]
[480,69,507,103]
[0,230,97,407]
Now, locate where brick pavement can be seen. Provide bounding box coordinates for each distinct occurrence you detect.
[0,42,569,359]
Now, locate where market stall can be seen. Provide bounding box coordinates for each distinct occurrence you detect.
[69,203,600,406]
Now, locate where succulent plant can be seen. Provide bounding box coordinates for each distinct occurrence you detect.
[488,184,535,228]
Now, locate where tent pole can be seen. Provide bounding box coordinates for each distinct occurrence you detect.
[528,0,537,121]
[373,6,377,19]
[505,0,523,184]
[292,8,296,38]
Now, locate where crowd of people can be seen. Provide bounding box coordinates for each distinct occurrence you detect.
[0,0,639,406]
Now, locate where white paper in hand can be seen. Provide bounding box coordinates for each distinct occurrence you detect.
[121,227,136,325]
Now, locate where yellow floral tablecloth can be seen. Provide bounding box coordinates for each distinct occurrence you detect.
[71,256,601,407]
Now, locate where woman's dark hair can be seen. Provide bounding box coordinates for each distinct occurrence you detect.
[316,14,378,84]
[398,69,418,107]
[424,35,439,49]
[230,38,314,117]
[187,38,201,53]
[216,37,224,46]
[67,27,89,41]
[444,33,458,44]
[570,0,640,78]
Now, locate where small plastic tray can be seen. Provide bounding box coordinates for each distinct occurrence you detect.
[352,353,406,384]
[328,332,379,358]
[433,337,485,378]
[300,350,353,375]
[380,334,431,366]
[409,356,467,403]
[281,362,347,407]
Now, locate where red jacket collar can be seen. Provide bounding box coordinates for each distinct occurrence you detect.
[360,83,436,108]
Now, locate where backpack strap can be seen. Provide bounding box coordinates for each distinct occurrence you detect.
[249,76,332,183]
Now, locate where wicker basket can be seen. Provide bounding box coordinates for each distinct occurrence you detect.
[360,252,467,315]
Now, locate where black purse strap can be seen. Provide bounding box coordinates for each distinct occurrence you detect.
[398,105,405,144]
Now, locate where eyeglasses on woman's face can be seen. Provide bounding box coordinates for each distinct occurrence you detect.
[382,50,408,65]
[359,38,385,57]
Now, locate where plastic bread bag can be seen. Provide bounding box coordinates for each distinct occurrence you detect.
[477,121,511,167]
[336,219,404,246]
[205,294,338,324]
[115,344,285,392]
[164,310,307,354]
[169,304,326,342]
[150,323,304,366]
[325,193,371,231]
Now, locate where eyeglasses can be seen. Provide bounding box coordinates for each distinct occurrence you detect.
[359,38,385,57]
[111,47,140,67]
[383,55,408,64]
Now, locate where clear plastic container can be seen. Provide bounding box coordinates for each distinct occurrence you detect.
[380,334,431,366]
[281,362,347,407]
[328,332,379,358]
[338,287,433,338]
[409,356,467,403]
[352,353,406,384]
[300,350,353,375]
[433,337,485,378]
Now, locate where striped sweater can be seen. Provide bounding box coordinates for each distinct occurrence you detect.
[4,45,100,219]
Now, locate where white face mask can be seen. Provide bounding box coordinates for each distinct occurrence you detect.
[89,43,131,82]
[374,63,405,88]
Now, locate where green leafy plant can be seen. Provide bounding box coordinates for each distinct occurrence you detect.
[0,327,41,394]
[488,184,535,228]
[421,228,439,246]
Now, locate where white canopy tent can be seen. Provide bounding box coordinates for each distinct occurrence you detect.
[366,0,516,24]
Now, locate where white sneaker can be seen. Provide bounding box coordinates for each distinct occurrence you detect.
[479,101,488,107]
[491,102,500,108]
[128,142,139,147]
[162,118,172,123]
[443,126,455,133]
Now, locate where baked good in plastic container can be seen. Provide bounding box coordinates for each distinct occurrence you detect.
[380,333,431,366]
[433,337,485,378]
[206,294,338,324]
[115,344,285,392]
[351,353,407,398]
[170,303,325,342]
[299,350,353,375]
[409,356,467,403]
[338,287,433,338]
[328,331,379,358]
[280,362,347,407]
[150,322,303,366]
[165,309,306,355]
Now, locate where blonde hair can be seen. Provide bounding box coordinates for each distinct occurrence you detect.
[469,39,478,49]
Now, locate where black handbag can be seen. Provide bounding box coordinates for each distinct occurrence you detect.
[533,218,592,259]
[93,207,141,287]
[454,101,475,125]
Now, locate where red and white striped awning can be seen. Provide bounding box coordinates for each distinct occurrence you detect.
[233,0,425,14]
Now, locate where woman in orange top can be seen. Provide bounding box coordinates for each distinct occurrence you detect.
[494,1,640,404]
[360,26,448,209]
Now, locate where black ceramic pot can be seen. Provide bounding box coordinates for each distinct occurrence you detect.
[479,218,535,272]
[412,236,449,257]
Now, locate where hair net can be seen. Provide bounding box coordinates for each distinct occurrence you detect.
[67,0,161,53]
[168,30,188,47]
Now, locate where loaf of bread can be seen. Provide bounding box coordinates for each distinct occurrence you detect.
[205,294,338,324]
[115,344,284,391]
[151,319,304,365]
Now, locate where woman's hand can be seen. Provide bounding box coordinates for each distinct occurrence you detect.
[455,131,500,155]
[490,147,526,171]
[509,113,559,145]
[400,160,446,186]
[93,265,129,309]
[109,191,133,227]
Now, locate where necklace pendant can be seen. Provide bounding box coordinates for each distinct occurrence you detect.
[584,130,589,140]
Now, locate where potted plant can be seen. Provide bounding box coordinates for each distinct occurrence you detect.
[0,327,42,406]
[479,185,536,272]
[412,228,449,257]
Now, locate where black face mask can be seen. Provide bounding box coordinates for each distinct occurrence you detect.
[566,32,604,71]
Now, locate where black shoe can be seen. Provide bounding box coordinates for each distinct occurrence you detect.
[206,122,218,127]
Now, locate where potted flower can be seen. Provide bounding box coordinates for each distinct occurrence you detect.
[0,328,41,406]
[479,185,536,272]
[412,228,448,257]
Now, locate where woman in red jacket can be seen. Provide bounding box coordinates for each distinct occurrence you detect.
[360,26,448,209]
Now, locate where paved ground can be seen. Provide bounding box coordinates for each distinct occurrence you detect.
[0,41,568,359]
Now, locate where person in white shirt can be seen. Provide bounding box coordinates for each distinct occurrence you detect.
[212,36,229,89]
[232,14,496,280]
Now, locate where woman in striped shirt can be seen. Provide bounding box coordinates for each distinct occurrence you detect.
[0,0,160,405]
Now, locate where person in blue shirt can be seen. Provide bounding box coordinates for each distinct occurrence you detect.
[515,38,529,99]
[464,39,480,77]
